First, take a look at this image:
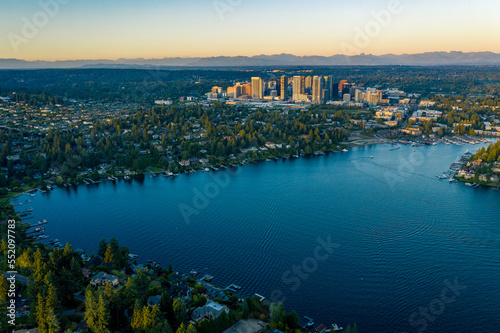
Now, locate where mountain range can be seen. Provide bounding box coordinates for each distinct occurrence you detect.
[2,52,500,69]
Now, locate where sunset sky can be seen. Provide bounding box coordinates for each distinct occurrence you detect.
[1,0,500,61]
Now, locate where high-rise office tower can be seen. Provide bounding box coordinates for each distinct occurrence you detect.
[324,75,334,100]
[312,76,324,103]
[251,77,263,99]
[339,80,348,97]
[305,76,312,94]
[280,75,287,100]
[293,76,304,101]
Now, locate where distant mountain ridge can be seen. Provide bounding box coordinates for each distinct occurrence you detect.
[2,52,500,69]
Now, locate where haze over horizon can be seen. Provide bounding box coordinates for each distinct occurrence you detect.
[2,0,500,61]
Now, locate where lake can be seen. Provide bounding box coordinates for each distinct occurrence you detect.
[14,142,500,333]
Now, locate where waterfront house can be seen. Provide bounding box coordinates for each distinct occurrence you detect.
[203,284,228,300]
[491,175,500,183]
[191,301,229,322]
[168,281,191,299]
[90,272,120,287]
[464,173,475,180]
[479,174,488,182]
[265,142,276,149]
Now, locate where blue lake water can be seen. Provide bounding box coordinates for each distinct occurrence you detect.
[13,142,500,333]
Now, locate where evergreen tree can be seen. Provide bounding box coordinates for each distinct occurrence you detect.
[173,299,188,325]
[98,238,107,257]
[152,320,174,333]
[47,308,60,333]
[103,244,115,264]
[96,293,110,332]
[0,274,7,302]
[270,302,286,323]
[36,293,48,333]
[46,282,61,313]
[160,291,175,325]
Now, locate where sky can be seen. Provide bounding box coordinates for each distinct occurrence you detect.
[1,0,500,61]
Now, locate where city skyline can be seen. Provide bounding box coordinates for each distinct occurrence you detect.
[1,0,500,61]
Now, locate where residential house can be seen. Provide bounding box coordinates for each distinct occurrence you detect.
[191,301,229,322]
[90,272,120,287]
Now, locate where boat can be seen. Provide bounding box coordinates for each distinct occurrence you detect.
[332,324,343,332]
[128,253,139,259]
[342,149,348,152]
[370,156,374,159]
[465,183,473,187]
[437,174,448,179]
[449,178,457,183]
[124,175,131,180]
[203,168,210,172]
[389,146,401,151]
[27,227,45,234]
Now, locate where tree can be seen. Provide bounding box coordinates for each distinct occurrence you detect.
[46,282,61,313]
[160,292,175,325]
[152,320,174,333]
[103,244,115,264]
[0,274,7,302]
[17,247,34,269]
[173,299,188,325]
[98,238,107,257]
[285,310,300,329]
[36,293,48,333]
[0,239,6,257]
[131,305,160,332]
[47,308,60,333]
[33,248,47,283]
[270,302,286,324]
[85,287,110,333]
